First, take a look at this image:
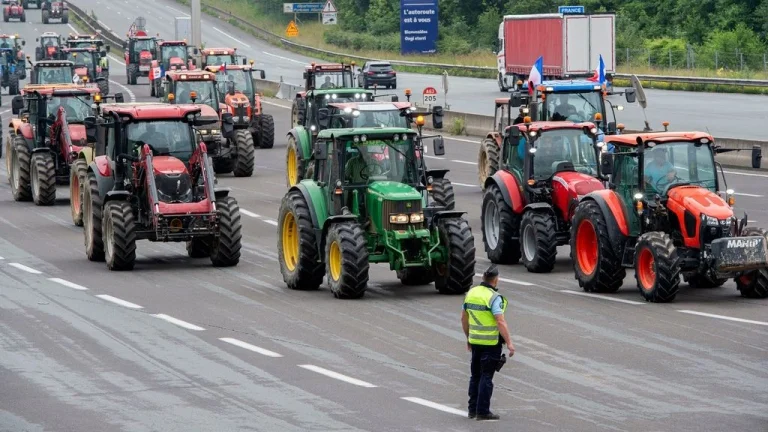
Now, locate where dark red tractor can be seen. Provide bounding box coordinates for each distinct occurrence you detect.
[81,102,242,270]
[123,17,157,85]
[3,0,25,21]
[41,0,67,23]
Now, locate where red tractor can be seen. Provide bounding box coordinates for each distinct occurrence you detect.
[3,0,25,22]
[480,118,607,273]
[81,102,242,270]
[570,131,768,302]
[123,17,157,85]
[200,47,243,68]
[61,47,109,95]
[35,32,61,60]
[41,0,67,23]
[149,40,198,97]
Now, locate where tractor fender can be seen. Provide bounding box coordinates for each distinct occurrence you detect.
[484,170,525,214]
[103,190,131,205]
[15,122,34,140]
[87,157,114,199]
[524,202,556,215]
[288,127,312,161]
[77,147,93,164]
[213,187,230,199]
[425,168,449,179]
[581,190,630,248]
[290,182,326,232]
[487,132,502,146]
[429,210,466,229]
[320,214,358,256]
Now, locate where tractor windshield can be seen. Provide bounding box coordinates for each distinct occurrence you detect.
[161,45,187,67]
[47,95,93,123]
[532,129,598,180]
[317,93,369,108]
[643,141,717,195]
[42,37,59,47]
[544,91,603,123]
[70,41,96,48]
[133,38,155,53]
[331,108,408,129]
[0,38,16,50]
[206,54,235,66]
[127,121,195,161]
[68,51,94,68]
[215,69,253,99]
[37,66,73,84]
[173,80,218,111]
[343,138,419,185]
[314,71,353,89]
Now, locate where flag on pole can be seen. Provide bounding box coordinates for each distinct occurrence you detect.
[220,62,227,74]
[528,56,543,95]
[588,54,606,84]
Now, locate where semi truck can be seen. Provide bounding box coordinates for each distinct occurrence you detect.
[496,13,616,92]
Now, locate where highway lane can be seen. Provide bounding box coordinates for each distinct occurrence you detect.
[71,0,768,140]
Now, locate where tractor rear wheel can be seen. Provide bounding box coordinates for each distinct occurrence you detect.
[186,238,211,258]
[477,138,499,190]
[570,200,626,293]
[41,9,47,23]
[127,64,138,85]
[98,79,109,96]
[286,134,308,187]
[634,231,680,303]
[735,227,768,299]
[278,190,325,290]
[9,137,31,201]
[30,152,56,206]
[434,217,475,294]
[9,73,19,95]
[481,183,521,264]
[210,196,242,266]
[326,221,369,299]
[62,9,68,23]
[103,200,136,271]
[520,211,557,273]
[430,178,455,210]
[84,170,105,261]
[256,114,275,149]
[397,268,435,286]
[70,159,87,226]
[291,100,300,126]
[232,130,255,177]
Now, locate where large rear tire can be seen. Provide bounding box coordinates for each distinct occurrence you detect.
[519,211,557,273]
[127,64,138,85]
[569,200,626,293]
[481,183,521,264]
[477,138,500,190]
[291,100,300,126]
[278,190,325,290]
[232,130,255,177]
[209,196,242,266]
[325,222,369,299]
[256,114,274,149]
[69,159,87,226]
[634,232,680,303]
[434,217,476,294]
[430,178,455,210]
[97,79,109,96]
[735,227,768,299]
[8,73,19,95]
[103,200,136,271]
[83,171,104,261]
[30,152,56,206]
[9,137,31,201]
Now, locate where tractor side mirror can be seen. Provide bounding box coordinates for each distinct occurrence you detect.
[753,145,762,169]
[242,58,246,65]
[11,95,23,115]
[315,142,328,160]
[220,112,235,138]
[317,108,329,128]
[260,70,265,79]
[122,41,127,49]
[625,88,636,103]
[191,58,197,66]
[432,137,445,156]
[226,81,235,95]
[193,48,198,55]
[509,127,521,138]
[601,153,614,175]
[21,40,25,46]
[391,95,399,102]
[607,121,617,134]
[432,105,443,129]
[510,93,525,107]
[303,71,308,79]
[84,116,97,143]
[105,45,110,52]
[36,38,39,42]
[114,92,125,103]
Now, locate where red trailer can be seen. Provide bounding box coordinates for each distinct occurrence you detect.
[496,13,615,92]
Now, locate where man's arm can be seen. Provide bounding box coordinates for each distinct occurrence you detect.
[461,310,470,351]
[492,297,515,356]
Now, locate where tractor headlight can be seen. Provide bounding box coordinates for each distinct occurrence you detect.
[409,213,424,223]
[210,129,220,135]
[389,214,409,224]
[633,193,644,200]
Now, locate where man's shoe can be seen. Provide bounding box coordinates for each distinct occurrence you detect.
[468,412,476,419]
[476,412,500,421]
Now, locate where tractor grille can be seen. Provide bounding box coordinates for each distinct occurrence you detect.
[382,199,423,231]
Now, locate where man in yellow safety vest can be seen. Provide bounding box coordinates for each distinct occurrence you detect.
[461,265,515,421]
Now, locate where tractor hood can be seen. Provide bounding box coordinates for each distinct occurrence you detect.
[68,124,86,152]
[667,186,733,220]
[74,66,88,77]
[152,156,188,175]
[367,181,422,201]
[195,104,221,127]
[553,171,604,197]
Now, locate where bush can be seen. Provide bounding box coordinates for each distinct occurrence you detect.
[644,38,688,68]
[323,28,400,52]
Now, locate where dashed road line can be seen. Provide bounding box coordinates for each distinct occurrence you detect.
[451,182,476,187]
[152,314,206,331]
[48,278,88,291]
[560,290,646,305]
[241,209,261,218]
[262,99,290,109]
[678,310,768,326]
[219,337,283,357]
[212,27,251,48]
[263,219,279,226]
[108,54,126,66]
[733,192,763,197]
[95,294,143,309]
[451,159,475,165]
[424,155,445,160]
[298,364,378,388]
[262,51,305,65]
[110,80,136,102]
[0,256,4,260]
[166,5,189,16]
[8,263,42,274]
[446,136,477,144]
[401,397,466,416]
[723,170,768,178]
[475,273,533,286]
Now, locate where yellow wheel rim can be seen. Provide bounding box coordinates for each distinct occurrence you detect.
[281,212,299,271]
[329,240,342,281]
[287,147,298,186]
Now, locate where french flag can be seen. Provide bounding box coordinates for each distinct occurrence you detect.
[220,62,227,74]
[528,56,543,95]
[588,54,606,84]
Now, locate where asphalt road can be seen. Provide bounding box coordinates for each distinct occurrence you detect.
[2,8,768,431]
[68,0,768,141]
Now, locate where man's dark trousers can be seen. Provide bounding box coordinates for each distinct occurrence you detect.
[468,343,502,416]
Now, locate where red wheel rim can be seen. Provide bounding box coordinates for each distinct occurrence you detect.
[576,219,598,275]
[637,247,656,291]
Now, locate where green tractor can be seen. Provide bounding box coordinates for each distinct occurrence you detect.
[277,127,476,299]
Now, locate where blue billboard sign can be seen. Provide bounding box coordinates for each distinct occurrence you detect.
[284,3,324,13]
[400,0,438,54]
[558,5,585,14]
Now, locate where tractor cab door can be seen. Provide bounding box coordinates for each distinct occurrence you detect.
[611,150,641,236]
[325,139,344,216]
[501,131,525,186]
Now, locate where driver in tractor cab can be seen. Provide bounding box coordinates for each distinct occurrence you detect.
[345,144,386,184]
[552,95,577,121]
[534,134,568,177]
[136,124,168,152]
[43,68,64,83]
[320,76,335,89]
[644,146,676,192]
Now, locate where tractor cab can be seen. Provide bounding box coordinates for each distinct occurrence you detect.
[206,63,265,108]
[324,101,412,129]
[29,60,73,84]
[65,34,108,67]
[35,32,61,61]
[303,62,356,90]
[200,47,242,68]
[162,70,223,147]
[156,40,195,72]
[125,36,156,65]
[63,47,98,79]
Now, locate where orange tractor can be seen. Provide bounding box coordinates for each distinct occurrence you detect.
[149,40,198,97]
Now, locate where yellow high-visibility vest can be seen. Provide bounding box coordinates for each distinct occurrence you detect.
[463,285,507,346]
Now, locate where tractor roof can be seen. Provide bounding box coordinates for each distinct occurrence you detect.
[165,70,215,81]
[508,120,597,133]
[159,40,188,46]
[0,34,21,39]
[316,127,416,140]
[328,101,412,111]
[312,89,372,97]
[100,103,202,120]
[305,62,355,71]
[203,48,236,55]
[62,47,97,52]
[520,80,604,93]
[33,60,75,67]
[205,64,252,72]
[606,131,714,147]
[41,32,60,37]
[21,83,101,96]
[67,33,101,40]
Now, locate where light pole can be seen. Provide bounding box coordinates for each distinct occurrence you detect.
[191,0,201,48]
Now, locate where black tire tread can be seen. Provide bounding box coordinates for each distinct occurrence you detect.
[104,200,136,271]
[430,178,455,210]
[210,196,242,266]
[735,227,768,299]
[520,211,557,273]
[278,190,325,290]
[257,114,275,149]
[478,138,500,190]
[569,200,626,293]
[84,171,105,261]
[232,130,255,177]
[635,231,680,303]
[70,158,88,226]
[434,218,476,294]
[286,135,307,187]
[326,222,369,299]
[10,137,31,201]
[31,152,56,206]
[481,184,521,264]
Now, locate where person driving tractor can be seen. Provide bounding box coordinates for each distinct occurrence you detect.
[534,134,568,177]
[552,95,577,121]
[320,76,335,89]
[644,146,676,190]
[345,144,386,183]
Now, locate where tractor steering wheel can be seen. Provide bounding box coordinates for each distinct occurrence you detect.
[358,162,387,181]
[655,173,681,191]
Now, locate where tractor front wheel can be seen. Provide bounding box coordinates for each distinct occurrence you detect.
[634,232,680,302]
[325,222,369,299]
[69,159,87,226]
[433,217,475,294]
[430,178,455,210]
[570,200,626,293]
[103,200,136,271]
[291,100,300,126]
[30,152,56,206]
[8,73,19,95]
[481,183,521,264]
[477,138,500,190]
[256,114,275,149]
[232,130,255,177]
[735,227,768,299]
[83,170,105,261]
[286,134,308,187]
[209,196,242,266]
[9,137,31,201]
[520,211,557,273]
[397,268,435,286]
[278,190,325,290]
[127,64,138,85]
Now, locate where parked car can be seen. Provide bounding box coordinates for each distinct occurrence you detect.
[358,61,396,89]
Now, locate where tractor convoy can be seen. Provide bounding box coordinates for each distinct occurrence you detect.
[1,11,765,305]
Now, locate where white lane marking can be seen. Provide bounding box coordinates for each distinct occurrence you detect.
[48,278,88,291]
[212,27,251,48]
[748,220,759,223]
[0,256,4,260]
[401,397,467,416]
[474,273,534,286]
[152,314,205,330]
[95,294,143,309]
[447,136,477,144]
[8,263,42,274]
[262,51,305,65]
[110,80,136,102]
[678,310,768,326]
[240,209,260,218]
[560,290,646,305]
[722,170,768,179]
[424,155,445,160]
[733,192,763,197]
[262,100,290,108]
[108,54,126,66]
[451,182,476,187]
[298,364,378,388]
[451,159,475,165]
[166,5,189,16]
[263,219,279,226]
[0,109,10,115]
[219,337,283,357]
[67,23,79,34]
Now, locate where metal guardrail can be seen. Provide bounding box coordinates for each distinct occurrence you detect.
[67,3,125,48]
